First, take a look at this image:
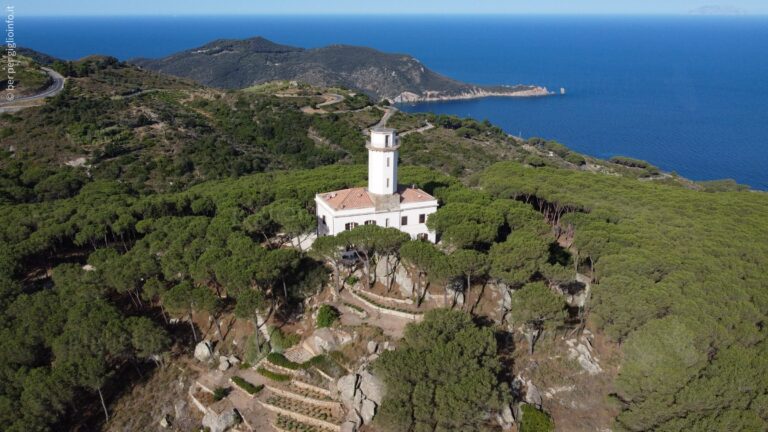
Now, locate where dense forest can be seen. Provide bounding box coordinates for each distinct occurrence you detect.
[1,52,766,431]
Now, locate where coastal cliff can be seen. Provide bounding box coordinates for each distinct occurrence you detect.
[393,85,551,103]
[131,36,550,102]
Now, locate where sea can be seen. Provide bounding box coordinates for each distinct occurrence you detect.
[18,15,768,189]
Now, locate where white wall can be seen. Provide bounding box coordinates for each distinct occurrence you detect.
[368,149,398,195]
[315,197,438,242]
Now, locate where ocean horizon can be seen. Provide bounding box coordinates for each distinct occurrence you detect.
[18,15,768,189]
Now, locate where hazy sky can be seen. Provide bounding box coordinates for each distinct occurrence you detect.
[11,0,768,16]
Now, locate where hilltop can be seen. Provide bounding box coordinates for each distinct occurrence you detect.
[130,36,549,102]
[0,51,766,432]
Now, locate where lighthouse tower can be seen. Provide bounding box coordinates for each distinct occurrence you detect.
[315,127,438,242]
[367,127,399,195]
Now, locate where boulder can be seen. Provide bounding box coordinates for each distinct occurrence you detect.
[217,356,231,371]
[525,382,543,409]
[367,341,379,354]
[310,328,352,354]
[566,338,602,375]
[337,374,358,406]
[201,408,239,432]
[358,370,384,404]
[159,414,172,428]
[360,399,378,424]
[341,409,363,432]
[227,355,240,365]
[498,403,515,430]
[174,399,187,420]
[194,341,213,363]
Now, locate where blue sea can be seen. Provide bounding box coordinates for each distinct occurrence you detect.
[19,16,768,189]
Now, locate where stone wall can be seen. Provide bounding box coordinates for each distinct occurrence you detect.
[349,289,423,321]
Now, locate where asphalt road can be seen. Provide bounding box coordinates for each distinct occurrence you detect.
[0,67,66,110]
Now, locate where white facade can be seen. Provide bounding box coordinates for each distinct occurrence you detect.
[315,127,438,242]
[367,128,399,195]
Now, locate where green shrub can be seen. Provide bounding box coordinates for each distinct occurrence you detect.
[520,404,554,432]
[269,326,301,353]
[257,367,291,382]
[212,386,231,401]
[267,352,301,370]
[231,376,263,395]
[564,153,586,166]
[343,302,364,313]
[345,275,359,285]
[316,305,340,328]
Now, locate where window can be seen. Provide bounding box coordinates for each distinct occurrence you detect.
[385,218,389,227]
[417,233,429,241]
[364,220,376,225]
[322,215,326,225]
[386,157,390,167]
[401,216,408,226]
[386,178,390,187]
[384,135,390,147]
[419,214,426,224]
[345,222,359,231]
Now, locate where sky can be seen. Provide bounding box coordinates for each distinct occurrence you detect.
[10,0,768,17]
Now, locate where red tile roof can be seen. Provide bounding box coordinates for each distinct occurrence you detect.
[318,186,436,211]
[400,187,436,204]
[319,187,375,210]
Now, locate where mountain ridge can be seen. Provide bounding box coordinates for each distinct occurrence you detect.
[129,36,550,101]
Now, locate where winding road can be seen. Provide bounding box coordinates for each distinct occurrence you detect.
[0,67,66,112]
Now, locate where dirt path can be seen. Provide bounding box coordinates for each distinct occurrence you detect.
[400,121,435,136]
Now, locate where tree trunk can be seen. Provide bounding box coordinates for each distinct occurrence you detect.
[252,316,261,348]
[188,309,198,342]
[98,388,109,422]
[363,259,371,290]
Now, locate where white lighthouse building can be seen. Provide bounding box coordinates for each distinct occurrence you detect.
[315,127,438,242]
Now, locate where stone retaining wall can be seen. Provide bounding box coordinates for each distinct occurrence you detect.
[266,384,341,409]
[259,401,341,432]
[357,288,413,305]
[293,379,332,397]
[350,290,423,321]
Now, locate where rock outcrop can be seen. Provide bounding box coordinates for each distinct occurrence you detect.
[201,405,239,432]
[336,368,385,431]
[194,340,213,363]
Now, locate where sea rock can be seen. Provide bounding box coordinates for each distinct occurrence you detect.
[194,341,213,363]
[201,407,239,432]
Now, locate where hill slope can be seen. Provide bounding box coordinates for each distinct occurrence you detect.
[130,37,549,101]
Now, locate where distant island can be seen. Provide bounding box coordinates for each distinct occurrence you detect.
[130,36,551,102]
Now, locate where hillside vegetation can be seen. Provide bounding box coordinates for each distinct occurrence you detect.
[1,54,766,431]
[480,162,768,431]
